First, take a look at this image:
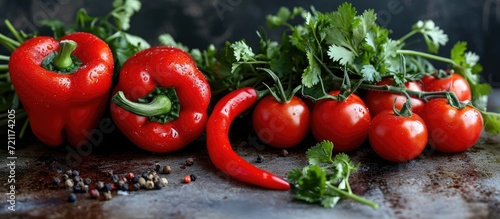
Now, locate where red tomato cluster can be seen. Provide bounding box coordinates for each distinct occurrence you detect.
[251,73,484,162]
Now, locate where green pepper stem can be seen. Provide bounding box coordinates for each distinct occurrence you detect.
[112,91,172,117]
[53,40,77,70]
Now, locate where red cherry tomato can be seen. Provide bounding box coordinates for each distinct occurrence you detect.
[421,74,471,102]
[252,95,311,148]
[364,78,425,116]
[311,91,371,152]
[369,110,428,162]
[419,98,483,153]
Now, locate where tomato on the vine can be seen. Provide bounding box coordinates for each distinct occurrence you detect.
[364,78,425,116]
[252,95,311,148]
[419,98,483,153]
[311,91,371,152]
[369,110,428,162]
[421,73,471,102]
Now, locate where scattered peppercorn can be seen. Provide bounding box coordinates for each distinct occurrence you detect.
[162,165,172,174]
[84,178,92,185]
[190,174,197,182]
[67,193,77,202]
[73,184,82,193]
[121,183,130,191]
[83,185,89,193]
[160,178,168,187]
[138,177,146,188]
[126,172,135,180]
[65,179,74,188]
[66,170,73,177]
[103,191,112,201]
[183,175,191,184]
[53,177,61,187]
[62,174,69,181]
[97,181,105,191]
[73,176,82,183]
[185,158,194,166]
[89,189,100,199]
[145,180,155,189]
[133,183,141,190]
[154,181,162,190]
[72,170,80,177]
[256,155,264,163]
[131,176,139,184]
[280,149,289,157]
[103,183,113,192]
[141,172,149,179]
[111,174,120,184]
[118,180,125,188]
[154,161,161,172]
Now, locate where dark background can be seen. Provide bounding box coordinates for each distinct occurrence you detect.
[1,0,499,85]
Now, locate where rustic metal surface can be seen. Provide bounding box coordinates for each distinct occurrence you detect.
[1,121,499,219]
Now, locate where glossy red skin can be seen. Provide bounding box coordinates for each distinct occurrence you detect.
[206,87,290,190]
[369,110,428,162]
[421,74,472,102]
[311,91,371,152]
[110,46,211,153]
[420,98,483,153]
[365,78,425,116]
[252,95,310,148]
[9,32,114,147]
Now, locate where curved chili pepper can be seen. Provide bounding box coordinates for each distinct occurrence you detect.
[9,32,114,147]
[110,46,211,153]
[206,87,290,190]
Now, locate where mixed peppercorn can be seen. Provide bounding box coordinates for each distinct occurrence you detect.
[51,159,198,203]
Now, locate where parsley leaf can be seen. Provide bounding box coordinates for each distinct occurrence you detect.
[231,41,255,62]
[302,50,322,88]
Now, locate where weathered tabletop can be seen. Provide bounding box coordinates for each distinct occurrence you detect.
[1,123,499,219]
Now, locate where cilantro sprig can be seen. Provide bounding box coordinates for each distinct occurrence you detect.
[288,141,379,209]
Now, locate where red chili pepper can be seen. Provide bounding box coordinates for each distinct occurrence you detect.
[110,46,211,153]
[206,87,290,190]
[9,32,114,147]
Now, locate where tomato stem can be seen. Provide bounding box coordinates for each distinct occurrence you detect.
[397,49,458,67]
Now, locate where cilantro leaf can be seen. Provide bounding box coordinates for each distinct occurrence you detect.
[158,33,188,51]
[328,44,355,66]
[482,111,500,134]
[306,141,334,165]
[360,64,381,82]
[231,41,255,62]
[112,0,141,31]
[302,50,321,88]
[412,20,448,53]
[288,140,378,209]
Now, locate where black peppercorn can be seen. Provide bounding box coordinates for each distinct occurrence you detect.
[121,183,129,191]
[162,165,172,174]
[154,161,161,172]
[256,155,264,163]
[103,183,113,192]
[73,184,82,193]
[141,171,149,179]
[131,176,139,184]
[190,174,197,182]
[72,170,79,176]
[111,174,120,183]
[67,193,77,202]
[84,178,92,185]
[154,181,162,190]
[53,177,61,186]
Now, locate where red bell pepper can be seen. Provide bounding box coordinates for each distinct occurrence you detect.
[9,32,114,147]
[110,46,211,153]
